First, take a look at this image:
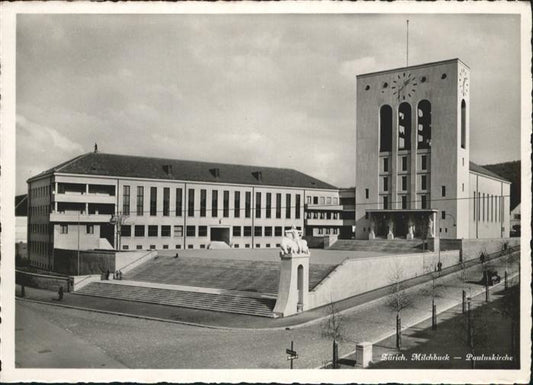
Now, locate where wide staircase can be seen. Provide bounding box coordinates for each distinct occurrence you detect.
[74,281,276,318]
[328,239,424,253]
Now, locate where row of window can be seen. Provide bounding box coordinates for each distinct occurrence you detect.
[29,240,50,256]
[306,196,339,205]
[473,192,502,223]
[30,205,50,216]
[122,186,302,220]
[382,154,429,173]
[381,175,440,193]
[122,243,281,250]
[380,194,429,210]
[120,225,303,238]
[306,211,340,220]
[30,223,50,234]
[30,185,51,199]
[58,224,95,234]
[315,228,339,235]
[379,100,466,152]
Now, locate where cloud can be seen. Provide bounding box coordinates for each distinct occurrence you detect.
[339,57,377,78]
[16,114,84,154]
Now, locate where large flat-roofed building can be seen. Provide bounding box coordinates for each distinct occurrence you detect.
[27,152,342,269]
[355,58,510,240]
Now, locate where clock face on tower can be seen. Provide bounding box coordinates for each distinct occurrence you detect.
[459,67,469,97]
[391,72,418,101]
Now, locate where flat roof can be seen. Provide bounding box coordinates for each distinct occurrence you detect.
[28,152,338,190]
[357,58,470,79]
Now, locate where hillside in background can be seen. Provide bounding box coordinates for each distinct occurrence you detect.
[482,160,521,210]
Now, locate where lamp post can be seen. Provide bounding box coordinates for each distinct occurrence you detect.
[77,211,80,275]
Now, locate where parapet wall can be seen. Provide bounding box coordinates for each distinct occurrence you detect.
[308,250,460,309]
[460,238,520,261]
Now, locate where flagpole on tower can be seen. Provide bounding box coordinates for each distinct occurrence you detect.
[406,19,409,67]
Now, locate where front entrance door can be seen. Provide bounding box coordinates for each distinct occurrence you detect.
[210,227,230,244]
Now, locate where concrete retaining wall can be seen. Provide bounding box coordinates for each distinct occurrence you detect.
[308,250,460,309]
[72,274,101,291]
[16,270,71,292]
[460,238,519,261]
[54,249,116,276]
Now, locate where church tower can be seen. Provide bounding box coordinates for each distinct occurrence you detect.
[355,59,470,240]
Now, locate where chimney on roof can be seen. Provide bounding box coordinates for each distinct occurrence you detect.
[162,164,173,175]
[94,143,98,153]
[252,171,263,182]
[210,168,220,178]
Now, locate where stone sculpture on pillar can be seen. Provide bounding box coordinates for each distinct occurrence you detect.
[387,218,395,240]
[369,219,376,240]
[427,216,434,238]
[273,226,310,317]
[406,216,415,240]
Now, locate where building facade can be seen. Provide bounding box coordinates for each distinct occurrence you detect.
[355,58,510,240]
[27,152,342,269]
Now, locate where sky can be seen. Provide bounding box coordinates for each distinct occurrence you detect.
[15,13,521,195]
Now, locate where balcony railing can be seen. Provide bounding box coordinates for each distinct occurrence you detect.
[50,211,113,223]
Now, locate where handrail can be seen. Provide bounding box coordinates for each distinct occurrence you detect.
[118,250,156,272]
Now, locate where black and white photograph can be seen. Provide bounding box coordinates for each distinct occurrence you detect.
[1,2,531,383]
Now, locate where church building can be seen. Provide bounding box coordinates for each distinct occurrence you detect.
[355,58,510,240]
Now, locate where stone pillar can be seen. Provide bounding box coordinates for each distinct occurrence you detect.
[406,214,414,240]
[369,215,376,240]
[273,251,310,317]
[387,216,394,240]
[355,342,373,368]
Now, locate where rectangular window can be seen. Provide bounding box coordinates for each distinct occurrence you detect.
[276,193,282,218]
[234,191,240,218]
[174,225,183,237]
[148,225,158,237]
[306,196,312,204]
[275,226,282,236]
[383,196,388,209]
[441,185,446,197]
[286,194,291,219]
[223,190,229,217]
[123,185,130,215]
[87,224,94,234]
[421,195,428,209]
[402,176,407,191]
[295,194,301,219]
[163,187,170,216]
[150,187,157,216]
[265,226,273,236]
[245,191,251,218]
[121,225,131,237]
[176,188,183,216]
[401,156,407,171]
[136,245,143,250]
[161,225,171,237]
[243,226,252,237]
[136,186,144,216]
[135,225,145,237]
[442,211,446,220]
[383,177,389,192]
[482,193,485,221]
[383,158,389,172]
[254,226,262,237]
[199,226,208,237]
[186,226,196,237]
[60,224,69,234]
[401,196,407,209]
[327,197,332,205]
[212,190,218,217]
[313,196,318,204]
[255,192,261,218]
[365,189,369,199]
[421,175,427,190]
[188,188,195,217]
[233,226,241,237]
[266,193,272,218]
[473,192,476,220]
[200,189,207,217]
[421,155,427,171]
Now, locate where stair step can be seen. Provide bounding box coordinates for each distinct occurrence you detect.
[75,282,276,318]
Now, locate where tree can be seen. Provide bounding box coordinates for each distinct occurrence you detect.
[419,268,446,330]
[386,264,412,349]
[321,300,346,369]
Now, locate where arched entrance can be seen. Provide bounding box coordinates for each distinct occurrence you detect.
[297,264,304,312]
